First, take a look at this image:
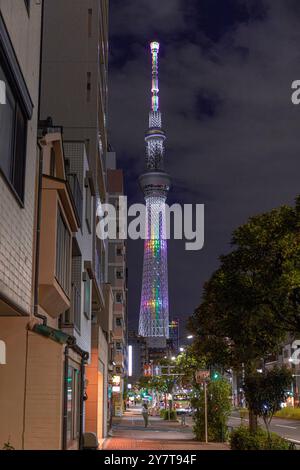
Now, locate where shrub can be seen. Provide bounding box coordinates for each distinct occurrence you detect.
[239,409,249,420]
[191,379,232,442]
[160,409,177,420]
[2,439,15,451]
[230,426,295,450]
[275,407,300,420]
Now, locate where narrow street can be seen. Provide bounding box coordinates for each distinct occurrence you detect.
[103,406,229,450]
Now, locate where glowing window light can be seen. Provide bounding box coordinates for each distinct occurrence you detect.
[128,345,133,377]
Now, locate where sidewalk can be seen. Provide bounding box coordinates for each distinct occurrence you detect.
[103,406,229,450]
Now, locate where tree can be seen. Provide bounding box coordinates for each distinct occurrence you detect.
[243,367,293,438]
[137,359,179,414]
[189,197,300,431]
[174,345,206,387]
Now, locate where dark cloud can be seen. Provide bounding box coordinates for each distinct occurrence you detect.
[109,0,300,333]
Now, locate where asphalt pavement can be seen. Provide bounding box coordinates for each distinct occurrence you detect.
[228,410,300,445]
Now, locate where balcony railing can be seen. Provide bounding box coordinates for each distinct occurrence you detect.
[67,173,83,227]
[62,283,81,333]
[95,248,105,287]
[72,283,81,333]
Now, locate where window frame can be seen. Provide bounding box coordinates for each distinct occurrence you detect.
[115,269,124,280]
[0,13,33,205]
[0,60,27,205]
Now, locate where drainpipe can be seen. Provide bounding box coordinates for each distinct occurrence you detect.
[62,345,69,450]
[33,142,47,326]
[79,350,89,450]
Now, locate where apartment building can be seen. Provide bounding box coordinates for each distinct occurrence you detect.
[128,331,149,384]
[0,0,44,449]
[107,152,128,416]
[39,0,111,445]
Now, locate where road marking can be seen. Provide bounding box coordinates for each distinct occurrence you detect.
[287,438,300,444]
[230,417,248,421]
[275,424,297,430]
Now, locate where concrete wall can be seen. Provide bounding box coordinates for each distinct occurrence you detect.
[24,331,64,450]
[0,0,42,315]
[0,317,28,449]
[85,324,108,442]
[0,317,65,450]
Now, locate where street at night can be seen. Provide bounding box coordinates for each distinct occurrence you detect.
[1,0,300,463]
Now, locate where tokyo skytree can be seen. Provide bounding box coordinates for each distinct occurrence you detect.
[138,42,171,339]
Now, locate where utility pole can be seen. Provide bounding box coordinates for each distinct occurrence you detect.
[204,381,208,444]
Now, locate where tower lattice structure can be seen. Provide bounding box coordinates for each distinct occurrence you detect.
[138,42,171,339]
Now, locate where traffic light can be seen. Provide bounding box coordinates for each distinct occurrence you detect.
[211,371,221,381]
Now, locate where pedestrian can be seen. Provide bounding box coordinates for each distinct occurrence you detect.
[142,403,149,428]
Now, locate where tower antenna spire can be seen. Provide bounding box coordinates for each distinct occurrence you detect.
[150,41,160,112]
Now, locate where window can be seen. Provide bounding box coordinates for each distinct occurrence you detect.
[116,342,122,352]
[115,292,123,303]
[66,366,80,447]
[50,148,56,177]
[85,183,92,233]
[86,72,91,102]
[0,63,27,202]
[83,271,91,319]
[116,247,123,257]
[116,270,123,280]
[116,317,122,327]
[88,9,93,37]
[56,209,71,296]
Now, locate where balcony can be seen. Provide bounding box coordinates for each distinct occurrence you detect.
[114,351,124,366]
[67,173,83,228]
[38,131,79,318]
[113,325,125,340]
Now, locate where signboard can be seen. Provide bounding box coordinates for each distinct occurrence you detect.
[112,375,121,385]
[143,364,152,376]
[0,340,6,365]
[195,370,210,384]
[0,80,6,105]
[115,404,122,417]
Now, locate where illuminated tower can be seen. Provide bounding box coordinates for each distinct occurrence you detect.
[138,42,171,340]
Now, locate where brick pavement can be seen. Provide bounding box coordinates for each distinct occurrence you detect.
[103,407,229,451]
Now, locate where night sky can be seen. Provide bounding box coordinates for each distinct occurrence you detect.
[108,0,300,337]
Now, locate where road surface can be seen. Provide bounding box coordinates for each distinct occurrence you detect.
[228,410,300,445]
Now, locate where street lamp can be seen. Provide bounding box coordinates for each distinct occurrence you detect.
[171,356,176,361]
[179,347,184,352]
[187,335,193,340]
